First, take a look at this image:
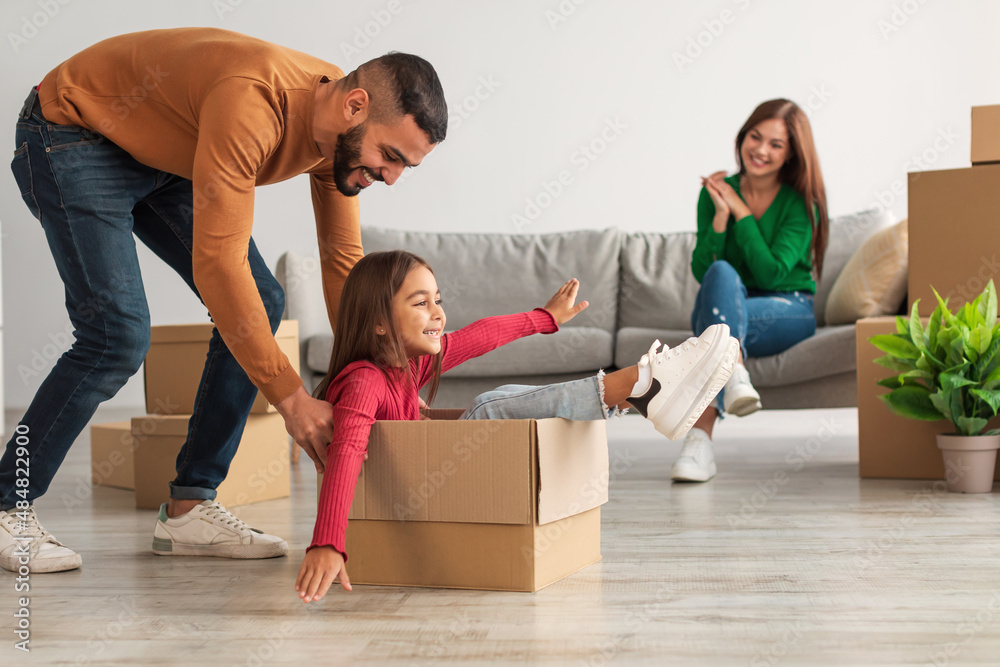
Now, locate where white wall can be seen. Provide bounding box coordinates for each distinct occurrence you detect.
[2,0,999,410]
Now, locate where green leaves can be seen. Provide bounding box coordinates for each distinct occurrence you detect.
[873,279,1000,435]
[879,386,945,421]
[870,334,920,359]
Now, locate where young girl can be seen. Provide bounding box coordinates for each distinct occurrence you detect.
[675,98,830,483]
[295,250,739,602]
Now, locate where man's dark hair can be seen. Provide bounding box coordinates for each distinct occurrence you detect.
[344,52,447,144]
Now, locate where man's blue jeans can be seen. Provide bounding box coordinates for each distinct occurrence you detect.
[691,260,816,412]
[1,106,284,509]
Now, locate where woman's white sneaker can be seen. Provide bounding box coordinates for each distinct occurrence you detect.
[152,501,288,559]
[670,428,717,482]
[0,507,82,573]
[723,363,762,417]
[628,324,739,441]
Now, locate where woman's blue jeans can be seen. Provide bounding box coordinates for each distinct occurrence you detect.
[461,374,624,421]
[690,260,816,412]
[1,107,284,508]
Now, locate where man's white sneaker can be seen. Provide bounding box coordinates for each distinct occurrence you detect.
[723,363,762,417]
[152,501,288,559]
[670,428,717,482]
[628,324,739,441]
[0,507,82,573]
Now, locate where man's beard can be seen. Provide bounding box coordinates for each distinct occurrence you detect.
[332,123,368,197]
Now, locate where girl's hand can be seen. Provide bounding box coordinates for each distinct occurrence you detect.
[543,278,589,326]
[296,546,352,603]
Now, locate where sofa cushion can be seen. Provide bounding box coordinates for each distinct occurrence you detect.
[362,227,622,332]
[618,231,701,331]
[306,327,614,378]
[813,207,895,326]
[614,324,856,387]
[824,219,908,325]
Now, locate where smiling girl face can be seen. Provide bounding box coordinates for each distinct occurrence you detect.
[386,265,445,359]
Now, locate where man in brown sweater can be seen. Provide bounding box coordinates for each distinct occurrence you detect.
[0,28,446,573]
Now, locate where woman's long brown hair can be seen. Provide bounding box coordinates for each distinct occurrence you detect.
[313,250,443,405]
[735,99,829,279]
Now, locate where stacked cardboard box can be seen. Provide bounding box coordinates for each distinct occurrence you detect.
[90,320,299,508]
[321,409,608,592]
[859,106,1000,479]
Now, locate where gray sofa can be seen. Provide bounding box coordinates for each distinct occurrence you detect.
[276,208,896,410]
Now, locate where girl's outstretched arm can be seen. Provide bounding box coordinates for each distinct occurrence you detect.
[415,280,589,387]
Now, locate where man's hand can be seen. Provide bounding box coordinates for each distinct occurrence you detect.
[543,278,589,326]
[296,546,352,602]
[275,386,334,473]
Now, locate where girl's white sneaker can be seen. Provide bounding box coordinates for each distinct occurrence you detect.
[628,324,739,441]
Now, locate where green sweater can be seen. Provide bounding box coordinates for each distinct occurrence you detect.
[690,174,816,294]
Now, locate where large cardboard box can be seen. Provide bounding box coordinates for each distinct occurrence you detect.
[132,413,291,509]
[333,409,608,592]
[971,105,1000,165]
[907,164,1000,316]
[90,421,135,490]
[856,316,1000,480]
[144,320,299,416]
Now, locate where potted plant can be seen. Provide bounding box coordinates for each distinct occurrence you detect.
[870,279,1000,493]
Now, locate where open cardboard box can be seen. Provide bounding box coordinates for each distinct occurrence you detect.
[327,409,608,592]
[144,320,299,416]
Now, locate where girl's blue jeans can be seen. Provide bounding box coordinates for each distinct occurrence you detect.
[1,105,284,509]
[690,260,816,413]
[462,374,624,421]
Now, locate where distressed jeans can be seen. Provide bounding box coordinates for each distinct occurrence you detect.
[690,260,816,412]
[461,374,625,421]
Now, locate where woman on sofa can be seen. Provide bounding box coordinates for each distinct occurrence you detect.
[676,98,830,483]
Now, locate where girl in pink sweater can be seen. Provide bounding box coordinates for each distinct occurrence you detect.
[296,250,737,602]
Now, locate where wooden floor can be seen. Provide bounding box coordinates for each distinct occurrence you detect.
[2,406,999,666]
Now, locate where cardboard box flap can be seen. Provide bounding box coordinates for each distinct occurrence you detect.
[131,415,191,438]
[355,417,534,525]
[534,419,609,525]
[149,319,298,344]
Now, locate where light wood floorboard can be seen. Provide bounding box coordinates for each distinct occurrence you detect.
[2,407,999,666]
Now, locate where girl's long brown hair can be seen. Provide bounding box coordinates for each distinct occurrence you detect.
[735,99,829,279]
[313,250,443,405]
